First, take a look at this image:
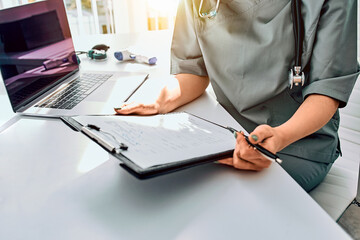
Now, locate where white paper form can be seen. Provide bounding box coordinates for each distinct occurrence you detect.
[73,112,235,169]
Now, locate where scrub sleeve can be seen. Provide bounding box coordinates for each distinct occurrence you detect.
[281,0,359,191]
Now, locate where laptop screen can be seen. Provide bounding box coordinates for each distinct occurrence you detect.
[0,0,79,111]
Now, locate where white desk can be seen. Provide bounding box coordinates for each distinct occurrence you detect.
[0,32,351,239]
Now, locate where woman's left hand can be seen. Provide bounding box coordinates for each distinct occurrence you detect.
[218,125,286,171]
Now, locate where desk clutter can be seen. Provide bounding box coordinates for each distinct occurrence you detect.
[75,44,157,65]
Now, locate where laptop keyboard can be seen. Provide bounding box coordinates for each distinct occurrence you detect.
[35,73,112,109]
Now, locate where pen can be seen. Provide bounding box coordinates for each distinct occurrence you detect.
[123,74,149,102]
[226,127,283,164]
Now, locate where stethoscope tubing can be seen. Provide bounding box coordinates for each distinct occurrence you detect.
[291,0,303,68]
[198,0,220,18]
[198,0,304,87]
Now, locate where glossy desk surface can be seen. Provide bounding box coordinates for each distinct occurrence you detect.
[0,31,350,239]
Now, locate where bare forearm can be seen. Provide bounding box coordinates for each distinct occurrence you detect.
[275,94,339,150]
[114,73,209,115]
[157,73,209,113]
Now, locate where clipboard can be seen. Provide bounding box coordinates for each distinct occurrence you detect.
[61,112,235,179]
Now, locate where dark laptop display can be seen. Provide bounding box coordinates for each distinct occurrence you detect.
[0,1,79,111]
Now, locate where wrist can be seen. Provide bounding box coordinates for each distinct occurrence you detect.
[273,125,293,151]
[155,87,177,114]
[157,100,172,114]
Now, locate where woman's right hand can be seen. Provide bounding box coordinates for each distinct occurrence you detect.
[114,102,161,115]
[114,84,171,115]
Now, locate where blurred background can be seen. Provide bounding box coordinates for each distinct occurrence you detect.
[0,0,180,35]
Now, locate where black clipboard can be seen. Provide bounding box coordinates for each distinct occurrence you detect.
[61,112,235,179]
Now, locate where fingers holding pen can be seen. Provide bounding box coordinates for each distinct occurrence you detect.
[234,133,272,169]
[218,132,271,171]
[248,125,274,145]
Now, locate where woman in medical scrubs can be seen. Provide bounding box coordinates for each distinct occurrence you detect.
[115,0,359,192]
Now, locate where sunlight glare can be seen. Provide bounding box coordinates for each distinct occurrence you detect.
[77,143,109,173]
[147,0,179,13]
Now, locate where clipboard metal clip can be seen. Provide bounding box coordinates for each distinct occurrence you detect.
[84,124,128,154]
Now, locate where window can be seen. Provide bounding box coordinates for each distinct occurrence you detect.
[146,0,179,31]
[0,0,179,35]
[64,0,115,35]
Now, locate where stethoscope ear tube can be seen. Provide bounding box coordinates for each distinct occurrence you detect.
[291,0,303,67]
[199,0,220,18]
[289,0,305,89]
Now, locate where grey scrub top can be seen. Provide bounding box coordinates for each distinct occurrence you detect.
[170,0,360,164]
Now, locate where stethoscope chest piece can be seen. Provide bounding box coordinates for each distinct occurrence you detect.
[289,66,305,89]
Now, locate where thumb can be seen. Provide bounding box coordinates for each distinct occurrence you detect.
[248,125,273,144]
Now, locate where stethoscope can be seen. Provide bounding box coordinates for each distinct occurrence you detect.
[199,0,305,89]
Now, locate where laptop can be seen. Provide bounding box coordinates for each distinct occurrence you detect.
[0,0,148,117]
